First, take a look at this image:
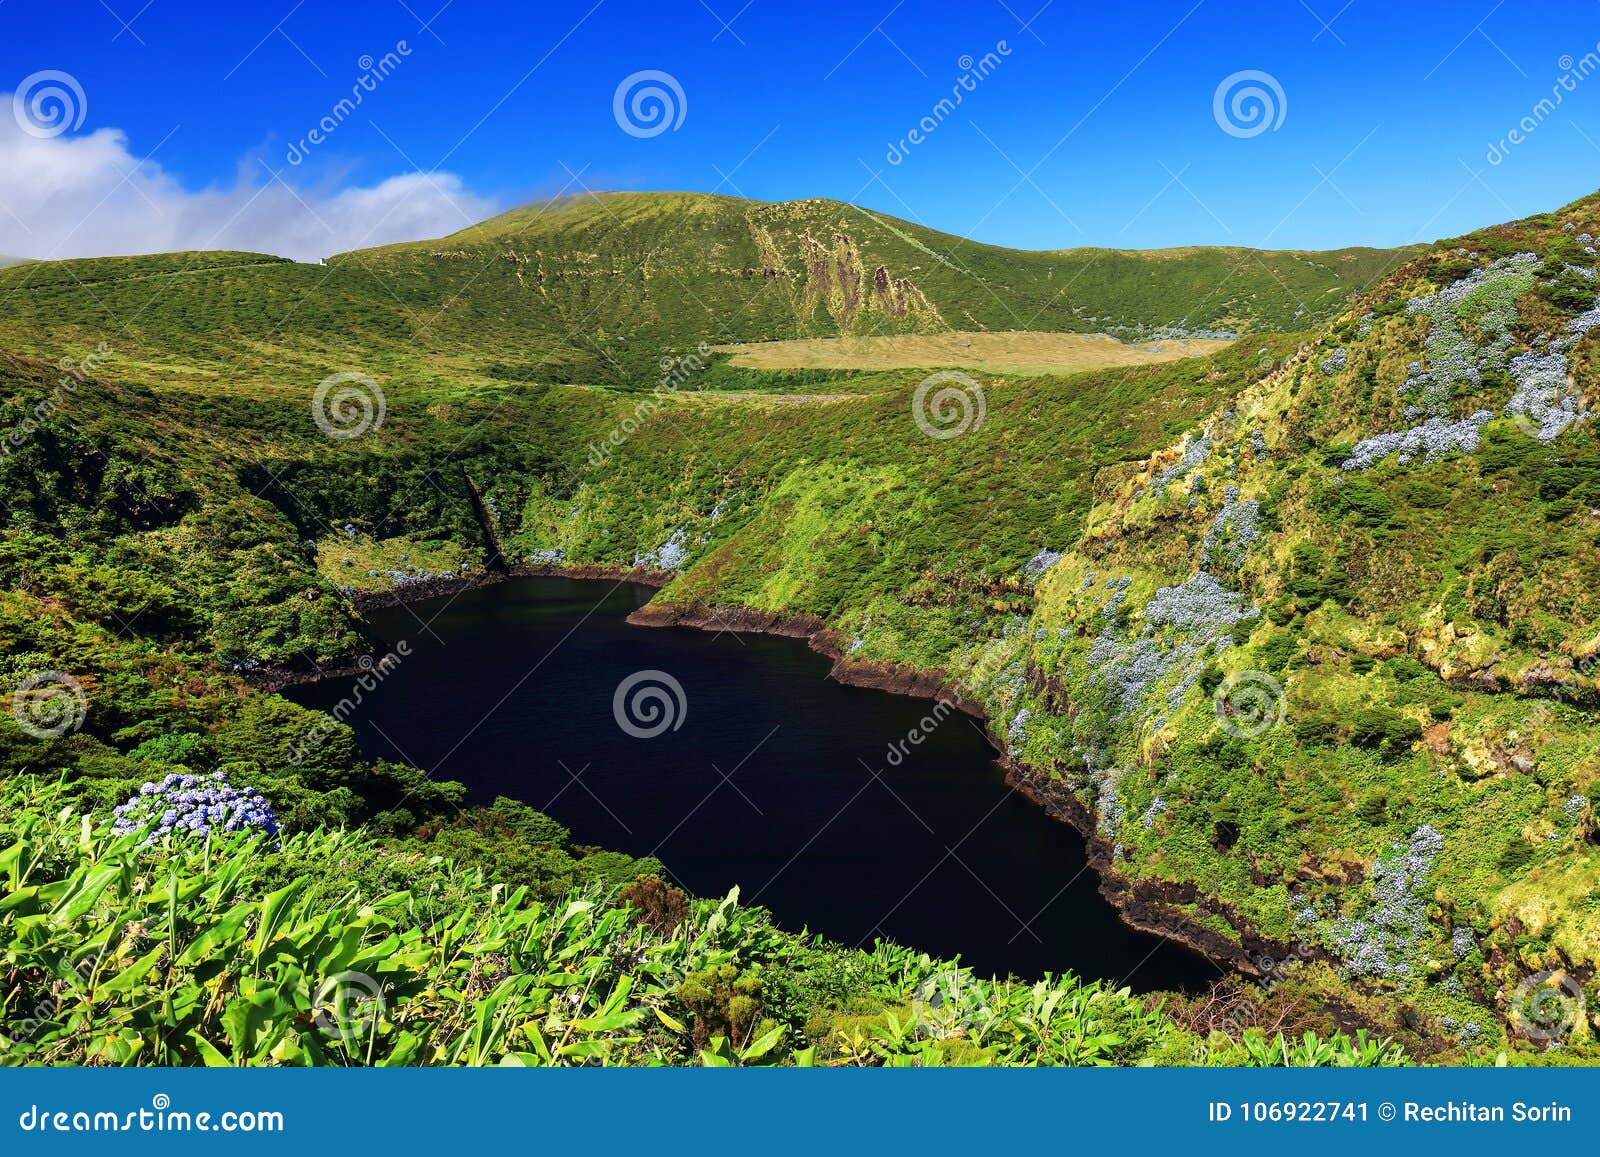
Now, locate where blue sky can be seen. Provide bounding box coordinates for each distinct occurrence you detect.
[3,0,1600,259]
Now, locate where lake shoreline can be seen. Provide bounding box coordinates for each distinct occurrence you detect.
[249,563,674,691]
[267,564,1298,989]
[627,594,1294,982]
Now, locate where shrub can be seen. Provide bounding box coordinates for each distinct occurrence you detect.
[677,965,767,1050]
[620,875,690,936]
[1350,708,1422,759]
[111,771,279,844]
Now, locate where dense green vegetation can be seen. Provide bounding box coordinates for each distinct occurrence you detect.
[0,188,1595,1065]
[2,779,1404,1066]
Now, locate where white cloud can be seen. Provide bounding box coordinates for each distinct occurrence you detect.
[0,111,501,263]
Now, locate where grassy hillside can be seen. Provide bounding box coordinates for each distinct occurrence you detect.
[0,185,1595,1064]
[0,191,1416,392]
[946,196,1600,1056]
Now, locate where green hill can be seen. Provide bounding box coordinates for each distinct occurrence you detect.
[1,186,1597,1065]
[0,191,1417,392]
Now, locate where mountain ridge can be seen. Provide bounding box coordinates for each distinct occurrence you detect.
[0,190,1418,394]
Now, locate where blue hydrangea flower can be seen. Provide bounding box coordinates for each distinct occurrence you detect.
[112,770,280,846]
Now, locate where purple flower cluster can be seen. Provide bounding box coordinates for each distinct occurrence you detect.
[634,528,689,571]
[1152,432,1212,496]
[1006,706,1031,753]
[1505,349,1586,442]
[1323,825,1443,983]
[1023,548,1064,580]
[1342,411,1493,471]
[1085,571,1256,727]
[1347,255,1543,472]
[112,771,280,845]
[1199,486,1261,572]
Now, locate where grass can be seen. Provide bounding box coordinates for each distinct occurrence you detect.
[0,775,1413,1067]
[713,331,1235,375]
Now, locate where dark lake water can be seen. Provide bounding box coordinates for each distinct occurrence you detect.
[288,577,1218,989]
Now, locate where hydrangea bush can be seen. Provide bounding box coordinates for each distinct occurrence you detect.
[1344,251,1598,469]
[112,771,281,845]
[1151,432,1212,495]
[1023,549,1063,580]
[1084,571,1256,730]
[1199,485,1261,572]
[1314,825,1444,984]
[635,528,690,571]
